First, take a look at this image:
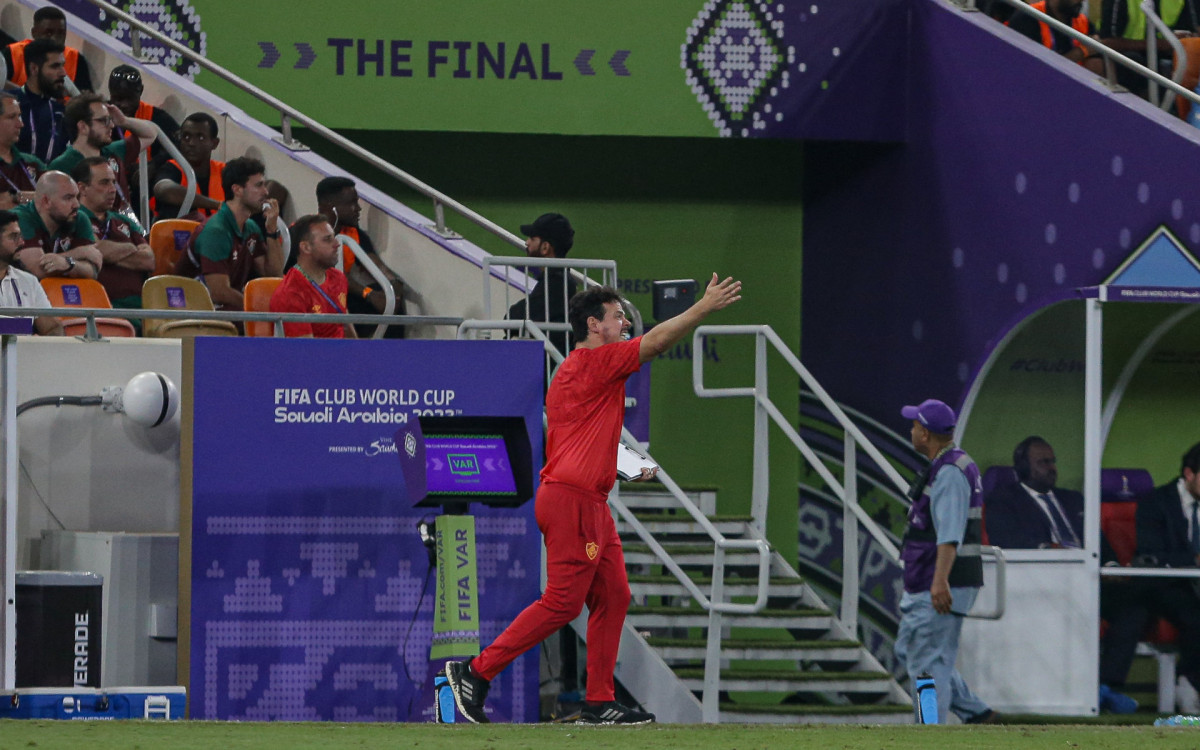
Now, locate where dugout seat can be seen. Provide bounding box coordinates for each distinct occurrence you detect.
[244,276,283,337]
[141,275,238,338]
[40,277,136,338]
[148,219,200,277]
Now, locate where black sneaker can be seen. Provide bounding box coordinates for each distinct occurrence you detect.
[577,701,655,725]
[444,661,490,724]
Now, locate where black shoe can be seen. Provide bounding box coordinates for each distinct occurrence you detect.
[577,701,655,725]
[445,661,490,724]
[964,708,999,724]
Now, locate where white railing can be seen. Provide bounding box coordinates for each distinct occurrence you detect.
[479,257,642,342]
[693,324,1006,632]
[336,234,397,340]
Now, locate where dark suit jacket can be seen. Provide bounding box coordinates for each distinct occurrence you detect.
[1137,481,1197,568]
[984,482,1084,549]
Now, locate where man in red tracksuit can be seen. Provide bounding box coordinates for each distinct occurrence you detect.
[446,273,742,725]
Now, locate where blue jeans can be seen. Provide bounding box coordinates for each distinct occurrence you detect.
[895,587,990,723]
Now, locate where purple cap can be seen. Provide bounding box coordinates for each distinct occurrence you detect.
[901,399,957,434]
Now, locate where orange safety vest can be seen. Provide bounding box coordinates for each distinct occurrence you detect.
[8,39,80,86]
[337,226,359,273]
[124,102,156,158]
[1028,2,1091,58]
[167,158,225,217]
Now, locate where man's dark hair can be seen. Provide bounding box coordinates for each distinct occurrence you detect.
[70,155,108,184]
[1013,435,1049,482]
[24,38,65,72]
[568,285,623,341]
[63,92,104,141]
[316,176,355,204]
[182,111,219,139]
[0,91,17,107]
[1182,442,1200,477]
[222,156,265,196]
[0,209,17,230]
[33,7,67,24]
[292,213,332,247]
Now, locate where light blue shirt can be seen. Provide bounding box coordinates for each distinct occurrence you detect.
[930,466,970,546]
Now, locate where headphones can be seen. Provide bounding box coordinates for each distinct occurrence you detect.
[1012,435,1046,482]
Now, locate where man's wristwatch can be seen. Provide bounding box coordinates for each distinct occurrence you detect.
[65,256,76,273]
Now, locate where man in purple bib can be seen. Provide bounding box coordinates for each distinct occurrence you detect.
[895,398,995,724]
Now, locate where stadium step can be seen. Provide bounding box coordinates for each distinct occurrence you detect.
[672,667,894,695]
[617,512,754,537]
[617,483,717,514]
[716,702,913,725]
[608,483,912,724]
[645,637,862,665]
[627,573,805,599]
[622,542,770,566]
[626,605,833,633]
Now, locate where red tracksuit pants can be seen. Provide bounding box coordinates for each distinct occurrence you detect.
[472,481,630,702]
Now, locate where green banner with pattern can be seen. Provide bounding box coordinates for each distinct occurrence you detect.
[145,0,762,136]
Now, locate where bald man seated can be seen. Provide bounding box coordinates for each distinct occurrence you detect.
[11,170,101,279]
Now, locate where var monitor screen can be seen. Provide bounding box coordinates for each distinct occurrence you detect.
[425,434,517,496]
[415,416,534,508]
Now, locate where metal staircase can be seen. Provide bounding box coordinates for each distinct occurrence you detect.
[613,484,910,724]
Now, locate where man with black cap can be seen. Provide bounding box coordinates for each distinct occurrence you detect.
[508,212,577,358]
[107,65,180,168]
[895,398,995,724]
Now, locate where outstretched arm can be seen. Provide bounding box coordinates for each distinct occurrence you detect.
[638,272,741,364]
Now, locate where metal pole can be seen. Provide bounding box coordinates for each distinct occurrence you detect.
[1147,22,1159,106]
[1082,295,1104,715]
[751,331,769,530]
[840,432,860,635]
[2,335,17,689]
[702,549,725,723]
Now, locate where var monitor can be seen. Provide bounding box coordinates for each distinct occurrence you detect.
[411,415,534,509]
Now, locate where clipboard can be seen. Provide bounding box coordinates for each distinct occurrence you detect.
[616,442,658,481]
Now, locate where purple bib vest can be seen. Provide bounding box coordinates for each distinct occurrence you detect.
[900,447,985,594]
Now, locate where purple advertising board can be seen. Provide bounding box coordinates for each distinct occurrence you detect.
[186,338,544,722]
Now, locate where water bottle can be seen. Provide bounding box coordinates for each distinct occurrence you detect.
[1154,715,1200,726]
[434,674,456,723]
[915,672,939,725]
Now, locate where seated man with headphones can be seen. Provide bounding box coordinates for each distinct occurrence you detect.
[984,436,1083,549]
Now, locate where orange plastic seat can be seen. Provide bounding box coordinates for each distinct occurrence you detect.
[39,277,136,338]
[148,219,200,277]
[141,275,238,338]
[243,277,284,337]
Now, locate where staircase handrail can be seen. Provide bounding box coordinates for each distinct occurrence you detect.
[800,388,925,479]
[693,324,1008,630]
[337,234,397,340]
[1141,0,1189,110]
[985,0,1200,109]
[130,121,196,229]
[694,324,908,547]
[74,0,522,247]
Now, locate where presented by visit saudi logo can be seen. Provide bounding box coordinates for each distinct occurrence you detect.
[682,0,796,137]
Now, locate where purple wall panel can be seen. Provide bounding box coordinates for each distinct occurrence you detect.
[802,0,1200,424]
